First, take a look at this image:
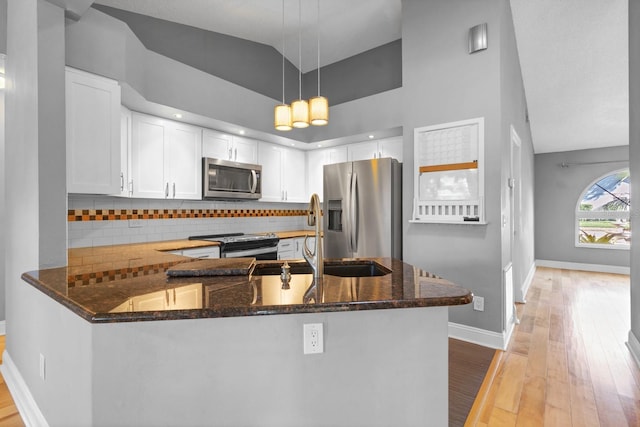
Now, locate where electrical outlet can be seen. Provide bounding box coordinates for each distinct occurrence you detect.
[39,354,46,380]
[303,323,324,354]
[473,296,485,312]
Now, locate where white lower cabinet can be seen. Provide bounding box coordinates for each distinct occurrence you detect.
[278,237,314,260]
[111,284,204,312]
[130,113,202,199]
[258,142,307,202]
[173,246,220,259]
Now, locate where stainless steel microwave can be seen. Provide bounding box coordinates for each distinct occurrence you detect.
[202,157,262,200]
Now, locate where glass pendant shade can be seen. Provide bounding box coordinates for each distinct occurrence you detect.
[274,104,292,131]
[309,96,328,126]
[291,99,310,128]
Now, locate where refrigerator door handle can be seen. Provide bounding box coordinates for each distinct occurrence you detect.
[350,172,358,252]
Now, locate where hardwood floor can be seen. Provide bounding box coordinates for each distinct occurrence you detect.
[467,267,640,426]
[0,336,24,427]
[0,267,636,426]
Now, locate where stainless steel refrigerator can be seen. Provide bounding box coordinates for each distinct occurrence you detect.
[323,158,402,259]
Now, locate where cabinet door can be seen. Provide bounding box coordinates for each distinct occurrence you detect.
[348,141,378,161]
[172,284,203,310]
[327,147,348,164]
[306,149,327,201]
[202,129,232,160]
[232,136,258,164]
[379,137,403,162]
[132,289,168,311]
[181,246,220,259]
[66,68,121,194]
[117,106,132,197]
[282,147,307,202]
[165,122,202,200]
[277,238,295,260]
[131,113,166,198]
[258,143,284,202]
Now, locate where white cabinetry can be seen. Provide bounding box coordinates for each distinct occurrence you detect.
[278,237,303,260]
[66,67,121,194]
[347,137,403,162]
[111,284,203,313]
[118,106,132,197]
[130,113,202,199]
[258,142,307,202]
[202,129,257,164]
[171,246,220,259]
[307,146,347,201]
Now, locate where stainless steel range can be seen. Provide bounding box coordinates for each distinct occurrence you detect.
[188,233,279,260]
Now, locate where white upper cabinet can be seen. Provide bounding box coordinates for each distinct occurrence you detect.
[66,67,121,194]
[130,112,202,199]
[307,146,347,201]
[258,142,307,203]
[347,137,403,162]
[202,129,257,164]
[118,106,132,197]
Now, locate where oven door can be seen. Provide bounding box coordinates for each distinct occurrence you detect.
[221,246,278,260]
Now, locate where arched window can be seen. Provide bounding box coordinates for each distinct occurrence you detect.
[576,169,630,249]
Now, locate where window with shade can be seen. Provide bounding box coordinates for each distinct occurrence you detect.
[576,169,630,249]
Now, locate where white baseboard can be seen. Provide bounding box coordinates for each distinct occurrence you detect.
[449,322,511,350]
[627,330,640,369]
[0,321,6,335]
[536,259,630,275]
[0,351,49,427]
[518,262,536,303]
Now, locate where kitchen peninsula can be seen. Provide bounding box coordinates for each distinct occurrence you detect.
[19,239,472,426]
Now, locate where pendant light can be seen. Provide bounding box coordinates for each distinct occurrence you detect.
[274,0,292,131]
[291,0,309,128]
[309,0,328,126]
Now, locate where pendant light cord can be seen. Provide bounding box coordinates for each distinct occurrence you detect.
[298,0,302,100]
[281,0,285,104]
[317,0,320,96]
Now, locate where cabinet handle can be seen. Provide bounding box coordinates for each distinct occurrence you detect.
[282,190,284,200]
[228,148,232,160]
[129,180,134,196]
[173,182,176,198]
[120,172,124,191]
[285,190,288,201]
[173,288,176,305]
[379,151,382,158]
[234,148,238,160]
[165,289,170,306]
[165,182,169,198]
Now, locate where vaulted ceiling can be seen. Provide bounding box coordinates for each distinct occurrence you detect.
[93,0,629,154]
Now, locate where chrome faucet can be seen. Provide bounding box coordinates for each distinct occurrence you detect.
[303,193,323,281]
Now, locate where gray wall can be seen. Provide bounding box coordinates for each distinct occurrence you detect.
[65,8,404,144]
[402,0,533,335]
[629,0,639,353]
[92,4,402,107]
[498,1,536,303]
[5,0,69,404]
[535,146,629,268]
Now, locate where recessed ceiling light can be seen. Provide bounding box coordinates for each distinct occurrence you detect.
[368,135,374,139]
[238,130,246,135]
[174,113,183,119]
[317,144,323,148]
[290,143,295,146]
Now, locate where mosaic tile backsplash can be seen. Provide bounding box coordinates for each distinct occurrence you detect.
[68,195,309,248]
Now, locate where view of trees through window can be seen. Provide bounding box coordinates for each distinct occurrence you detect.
[577,169,630,248]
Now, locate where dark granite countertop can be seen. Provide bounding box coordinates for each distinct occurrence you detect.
[23,238,473,324]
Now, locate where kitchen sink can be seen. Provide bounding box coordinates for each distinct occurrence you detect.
[252,260,391,278]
